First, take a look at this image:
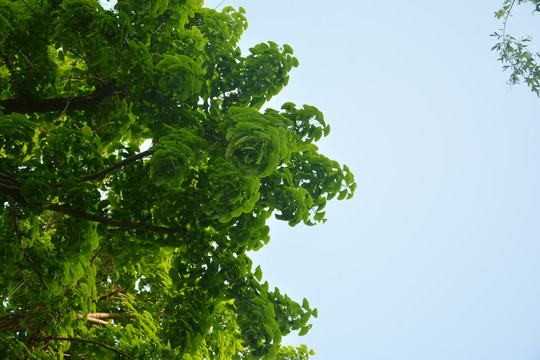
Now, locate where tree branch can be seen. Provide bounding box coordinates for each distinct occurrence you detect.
[77,311,165,330]
[43,203,184,234]
[79,311,165,321]
[84,312,135,319]
[0,81,117,114]
[87,317,119,327]
[131,298,165,302]
[97,287,125,302]
[0,174,182,234]
[90,248,103,267]
[72,150,154,183]
[0,313,27,334]
[46,337,135,359]
[77,313,121,328]
[0,172,23,202]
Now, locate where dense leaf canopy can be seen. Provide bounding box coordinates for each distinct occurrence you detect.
[0,0,355,359]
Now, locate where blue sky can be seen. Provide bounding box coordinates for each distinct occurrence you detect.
[204,1,540,359]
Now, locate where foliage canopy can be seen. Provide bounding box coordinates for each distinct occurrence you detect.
[0,0,355,359]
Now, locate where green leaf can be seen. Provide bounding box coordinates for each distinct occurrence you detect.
[81,125,93,139]
[283,44,293,54]
[254,265,263,282]
[302,297,310,310]
[298,325,311,336]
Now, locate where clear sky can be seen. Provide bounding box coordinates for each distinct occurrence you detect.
[203,1,540,359]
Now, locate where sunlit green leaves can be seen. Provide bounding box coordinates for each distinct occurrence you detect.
[204,160,261,223]
[233,41,300,109]
[149,148,190,186]
[156,54,203,100]
[225,107,292,178]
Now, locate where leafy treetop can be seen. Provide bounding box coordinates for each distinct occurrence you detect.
[0,0,355,359]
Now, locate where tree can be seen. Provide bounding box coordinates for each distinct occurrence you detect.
[0,0,356,359]
[492,0,540,95]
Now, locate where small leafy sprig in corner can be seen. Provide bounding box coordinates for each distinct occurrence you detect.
[491,0,540,95]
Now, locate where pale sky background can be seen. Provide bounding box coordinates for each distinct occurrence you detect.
[202,1,540,359]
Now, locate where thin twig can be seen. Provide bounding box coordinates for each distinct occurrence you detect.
[97,287,125,302]
[46,337,135,359]
[502,0,517,41]
[90,248,103,266]
[58,68,75,119]
[71,150,154,184]
[22,249,48,290]
[5,279,24,300]
[7,196,48,290]
[100,256,113,268]
[214,0,225,10]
